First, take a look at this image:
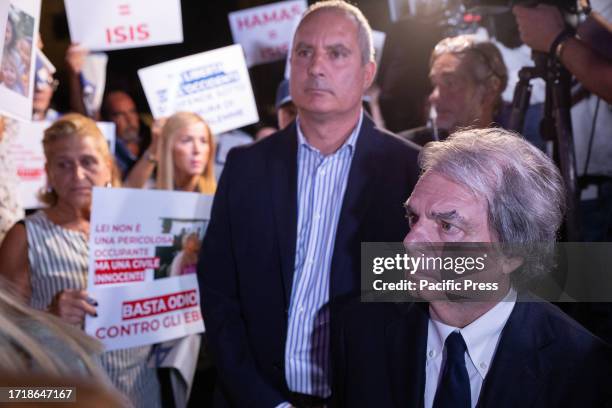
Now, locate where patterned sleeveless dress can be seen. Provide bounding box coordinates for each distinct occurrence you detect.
[24,210,161,408]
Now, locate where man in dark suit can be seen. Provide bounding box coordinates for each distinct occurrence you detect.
[197,1,420,407]
[333,128,612,408]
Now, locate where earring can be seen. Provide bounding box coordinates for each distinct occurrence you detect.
[46,185,54,193]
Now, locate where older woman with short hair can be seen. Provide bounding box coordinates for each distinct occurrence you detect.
[0,113,161,408]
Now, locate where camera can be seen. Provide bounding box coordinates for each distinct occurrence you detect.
[462,0,579,14]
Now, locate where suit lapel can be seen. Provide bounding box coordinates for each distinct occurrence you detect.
[385,303,428,408]
[477,302,555,408]
[269,123,299,305]
[330,116,382,297]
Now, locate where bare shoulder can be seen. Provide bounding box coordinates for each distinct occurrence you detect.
[0,222,31,299]
[0,222,27,259]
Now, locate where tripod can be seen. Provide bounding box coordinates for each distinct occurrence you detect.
[508,51,581,241]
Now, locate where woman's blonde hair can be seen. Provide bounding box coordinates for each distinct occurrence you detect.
[39,113,121,205]
[156,111,216,194]
[0,278,106,380]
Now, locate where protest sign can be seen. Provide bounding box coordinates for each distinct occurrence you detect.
[97,121,116,154]
[64,0,183,51]
[6,120,116,209]
[35,48,55,75]
[86,274,204,351]
[6,120,45,209]
[85,187,212,350]
[0,0,41,121]
[81,52,108,117]
[138,44,259,134]
[228,0,306,67]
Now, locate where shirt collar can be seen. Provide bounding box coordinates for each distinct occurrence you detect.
[296,110,363,155]
[427,288,517,378]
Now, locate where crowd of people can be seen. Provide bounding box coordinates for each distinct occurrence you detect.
[0,1,610,407]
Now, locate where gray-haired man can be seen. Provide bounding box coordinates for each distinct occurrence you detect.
[333,128,611,408]
[399,35,508,147]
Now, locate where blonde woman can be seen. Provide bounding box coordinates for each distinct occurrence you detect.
[0,113,161,408]
[125,111,216,194]
[137,112,217,408]
[157,111,216,193]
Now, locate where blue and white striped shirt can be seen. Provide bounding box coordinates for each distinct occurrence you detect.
[284,112,363,398]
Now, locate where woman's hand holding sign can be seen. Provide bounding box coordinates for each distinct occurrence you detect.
[48,288,97,327]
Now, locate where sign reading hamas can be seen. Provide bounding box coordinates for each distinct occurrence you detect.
[228,0,307,67]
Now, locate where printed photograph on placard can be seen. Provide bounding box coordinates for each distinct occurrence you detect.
[1,3,34,97]
[154,217,209,279]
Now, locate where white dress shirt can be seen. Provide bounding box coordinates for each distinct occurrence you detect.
[424,289,517,408]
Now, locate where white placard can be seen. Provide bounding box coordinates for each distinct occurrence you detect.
[63,0,183,51]
[81,52,108,117]
[228,0,306,67]
[97,121,116,154]
[6,120,117,210]
[85,188,211,350]
[6,120,46,209]
[0,0,41,121]
[138,44,259,134]
[35,48,55,74]
[86,274,204,351]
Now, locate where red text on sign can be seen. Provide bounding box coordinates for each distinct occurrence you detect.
[105,24,150,44]
[236,5,302,30]
[122,289,199,320]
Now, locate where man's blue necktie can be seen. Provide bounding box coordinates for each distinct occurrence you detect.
[432,331,471,408]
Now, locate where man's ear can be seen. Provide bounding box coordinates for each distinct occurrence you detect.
[363,60,377,91]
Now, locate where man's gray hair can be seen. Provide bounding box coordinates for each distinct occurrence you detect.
[431,35,508,113]
[298,1,375,65]
[420,128,566,285]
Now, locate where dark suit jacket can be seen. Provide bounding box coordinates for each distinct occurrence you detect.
[333,300,612,408]
[198,115,421,407]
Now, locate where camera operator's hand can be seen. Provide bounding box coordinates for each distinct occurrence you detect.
[513,4,565,52]
[514,3,612,103]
